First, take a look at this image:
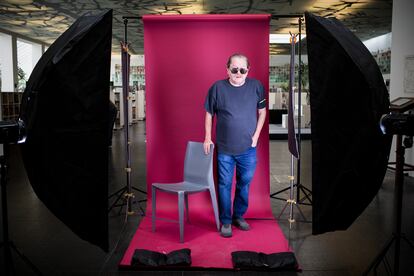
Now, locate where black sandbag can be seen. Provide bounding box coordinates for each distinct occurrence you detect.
[231,251,264,268]
[232,251,298,270]
[131,248,191,267]
[265,252,298,269]
[166,248,192,266]
[131,249,166,267]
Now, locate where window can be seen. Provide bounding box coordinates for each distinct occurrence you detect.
[0,32,13,92]
[17,38,42,92]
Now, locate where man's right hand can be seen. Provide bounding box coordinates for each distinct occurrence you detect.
[203,140,213,154]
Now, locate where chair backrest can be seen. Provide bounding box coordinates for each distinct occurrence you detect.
[183,141,214,187]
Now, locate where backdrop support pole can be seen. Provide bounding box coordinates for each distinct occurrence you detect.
[296,17,312,207]
[123,18,134,215]
[108,18,146,216]
[278,32,309,225]
[296,17,302,205]
[271,16,312,210]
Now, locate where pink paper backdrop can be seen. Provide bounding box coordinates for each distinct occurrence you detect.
[144,14,271,219]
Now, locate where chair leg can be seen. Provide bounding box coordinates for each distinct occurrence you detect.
[152,186,156,232]
[185,193,189,222]
[178,191,185,243]
[209,187,220,231]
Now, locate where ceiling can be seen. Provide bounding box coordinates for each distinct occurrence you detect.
[0,0,393,55]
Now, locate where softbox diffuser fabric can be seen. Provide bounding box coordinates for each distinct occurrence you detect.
[305,12,391,235]
[19,9,112,251]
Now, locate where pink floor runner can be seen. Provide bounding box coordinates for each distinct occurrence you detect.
[119,211,291,269]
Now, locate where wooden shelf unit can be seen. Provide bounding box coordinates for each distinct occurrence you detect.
[1,92,23,121]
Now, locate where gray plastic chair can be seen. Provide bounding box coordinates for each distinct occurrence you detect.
[151,141,220,243]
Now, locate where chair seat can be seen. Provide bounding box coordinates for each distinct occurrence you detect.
[152,181,209,193]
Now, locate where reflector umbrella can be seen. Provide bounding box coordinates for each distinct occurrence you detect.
[305,12,391,235]
[19,9,112,251]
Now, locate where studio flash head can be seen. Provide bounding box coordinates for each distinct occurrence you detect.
[380,113,414,136]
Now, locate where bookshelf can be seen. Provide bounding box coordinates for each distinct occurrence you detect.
[110,86,124,129]
[111,63,146,124]
[372,49,391,74]
[1,92,23,121]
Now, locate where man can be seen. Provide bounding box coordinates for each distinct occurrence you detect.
[203,53,266,238]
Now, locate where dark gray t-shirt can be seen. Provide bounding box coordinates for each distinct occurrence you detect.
[204,78,266,155]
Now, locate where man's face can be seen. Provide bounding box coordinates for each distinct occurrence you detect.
[227,56,249,86]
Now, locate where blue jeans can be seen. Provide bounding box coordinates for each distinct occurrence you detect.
[217,147,257,224]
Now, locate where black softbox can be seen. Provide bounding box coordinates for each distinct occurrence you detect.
[305,12,391,235]
[19,9,112,251]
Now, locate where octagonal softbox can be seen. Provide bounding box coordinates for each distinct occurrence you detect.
[19,9,112,251]
[305,12,391,235]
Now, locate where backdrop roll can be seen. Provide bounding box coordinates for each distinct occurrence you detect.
[144,14,271,219]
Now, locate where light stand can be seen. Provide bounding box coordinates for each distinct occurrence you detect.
[277,149,308,228]
[108,17,146,216]
[0,122,42,275]
[363,133,414,276]
[295,17,312,207]
[277,32,308,227]
[270,16,312,211]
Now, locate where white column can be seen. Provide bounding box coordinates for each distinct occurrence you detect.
[0,33,14,92]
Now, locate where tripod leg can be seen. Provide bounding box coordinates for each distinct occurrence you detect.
[270,186,292,198]
[294,203,310,223]
[108,186,147,215]
[401,235,414,250]
[133,197,147,215]
[108,187,126,213]
[117,200,125,216]
[301,185,313,194]
[298,186,312,204]
[382,255,392,276]
[133,198,146,216]
[108,186,126,199]
[277,202,289,220]
[2,242,15,276]
[10,242,42,276]
[363,236,395,276]
[132,186,147,195]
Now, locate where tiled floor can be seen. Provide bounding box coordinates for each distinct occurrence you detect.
[1,122,414,275]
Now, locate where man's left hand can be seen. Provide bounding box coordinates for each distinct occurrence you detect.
[251,136,258,148]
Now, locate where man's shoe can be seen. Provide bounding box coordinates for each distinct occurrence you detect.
[232,218,250,231]
[220,224,232,238]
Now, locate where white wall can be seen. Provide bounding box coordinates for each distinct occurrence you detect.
[270,55,308,66]
[32,42,42,68]
[390,0,414,175]
[363,33,392,53]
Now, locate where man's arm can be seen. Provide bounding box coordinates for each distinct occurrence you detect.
[252,108,266,147]
[204,111,214,154]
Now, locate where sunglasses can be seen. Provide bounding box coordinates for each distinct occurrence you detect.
[229,67,248,74]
